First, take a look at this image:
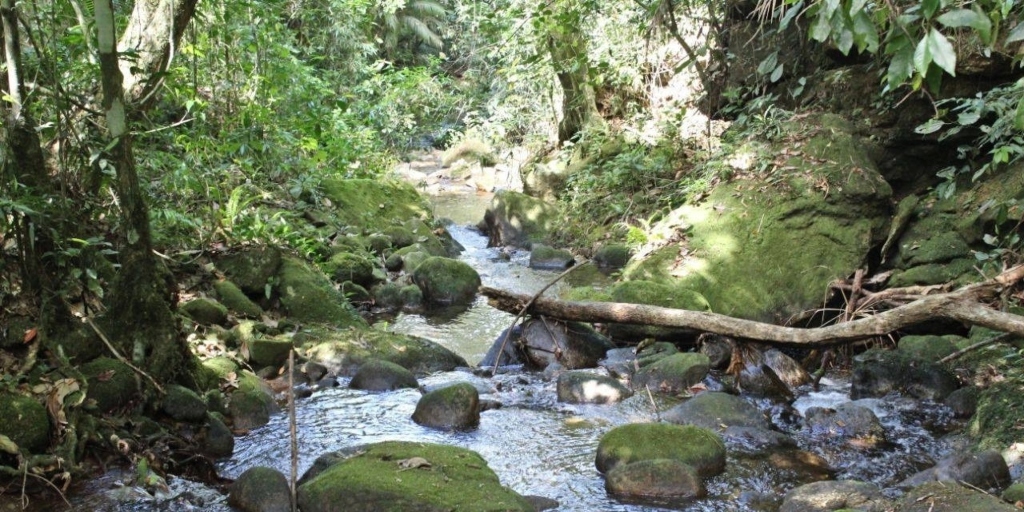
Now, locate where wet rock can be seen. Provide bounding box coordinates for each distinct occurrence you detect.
[411,256,481,307]
[412,382,480,430]
[181,297,230,327]
[0,392,49,453]
[349,359,419,391]
[721,426,797,453]
[897,481,1018,511]
[593,244,631,270]
[300,328,467,376]
[297,441,533,511]
[557,372,632,404]
[737,361,793,401]
[633,352,710,395]
[528,245,575,270]
[600,347,639,380]
[944,386,979,418]
[804,402,887,446]
[596,423,726,478]
[763,349,811,388]
[479,326,526,367]
[161,385,207,422]
[662,391,770,430]
[779,480,890,512]
[636,341,679,367]
[851,348,959,400]
[201,413,235,458]
[898,334,960,362]
[605,459,706,500]
[482,190,558,248]
[214,279,263,318]
[766,450,834,481]
[229,371,278,431]
[248,336,294,369]
[82,357,139,413]
[518,319,614,370]
[229,466,291,512]
[275,256,365,327]
[216,246,282,295]
[899,450,1011,491]
[698,334,733,369]
[523,495,559,511]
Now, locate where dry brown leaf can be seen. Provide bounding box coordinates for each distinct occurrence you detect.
[23,328,37,344]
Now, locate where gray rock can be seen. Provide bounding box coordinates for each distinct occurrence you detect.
[944,386,979,418]
[662,391,769,430]
[202,413,235,458]
[605,459,706,500]
[851,348,959,400]
[479,326,526,368]
[528,244,575,270]
[899,450,1011,491]
[518,319,614,370]
[698,334,733,369]
[804,402,887,445]
[763,349,811,388]
[633,352,710,395]
[161,385,208,422]
[229,466,291,512]
[557,372,632,404]
[349,359,419,391]
[780,480,890,512]
[412,382,480,430]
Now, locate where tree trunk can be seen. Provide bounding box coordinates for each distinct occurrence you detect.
[546,7,601,143]
[95,0,189,387]
[118,0,200,105]
[481,267,1024,346]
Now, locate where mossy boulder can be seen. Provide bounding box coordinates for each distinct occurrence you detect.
[605,459,706,500]
[322,252,377,288]
[412,382,480,430]
[442,138,497,167]
[247,336,294,369]
[624,114,891,322]
[593,244,632,270]
[851,348,959,400]
[229,466,291,512]
[383,226,417,249]
[389,247,431,273]
[398,285,423,310]
[181,297,230,327]
[633,352,711,395]
[161,384,207,422]
[528,245,575,270]
[779,480,890,512]
[349,359,419,391]
[300,328,468,376]
[411,257,481,308]
[82,357,139,413]
[228,370,277,431]
[596,423,726,478]
[969,375,1024,450]
[214,280,263,318]
[216,246,283,295]
[662,391,770,430]
[897,334,960,362]
[319,178,431,234]
[276,256,366,327]
[365,233,393,256]
[0,392,50,453]
[297,441,533,512]
[372,283,403,311]
[897,481,1017,511]
[340,281,371,304]
[483,190,559,248]
[201,412,235,458]
[556,372,632,404]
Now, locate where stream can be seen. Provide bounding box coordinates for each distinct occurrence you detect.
[47,192,962,511]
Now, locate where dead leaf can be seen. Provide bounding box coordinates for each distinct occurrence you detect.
[46,379,80,434]
[24,328,37,344]
[397,457,432,471]
[0,434,19,455]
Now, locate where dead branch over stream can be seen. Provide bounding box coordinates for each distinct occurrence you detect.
[481,265,1024,347]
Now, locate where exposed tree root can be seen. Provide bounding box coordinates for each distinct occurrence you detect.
[481,265,1024,347]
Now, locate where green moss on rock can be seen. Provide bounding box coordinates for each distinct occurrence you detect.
[322,252,377,288]
[320,178,431,234]
[300,327,468,375]
[411,257,481,307]
[214,280,263,318]
[897,334,960,362]
[248,335,294,369]
[0,392,50,453]
[596,423,726,478]
[216,246,282,295]
[181,298,230,326]
[634,352,711,394]
[82,357,139,413]
[297,441,533,512]
[593,244,632,269]
[484,190,559,248]
[276,256,366,327]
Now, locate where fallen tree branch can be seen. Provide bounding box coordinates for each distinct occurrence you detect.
[481,265,1024,347]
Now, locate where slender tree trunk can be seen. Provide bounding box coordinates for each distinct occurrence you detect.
[118,0,200,105]
[545,6,601,143]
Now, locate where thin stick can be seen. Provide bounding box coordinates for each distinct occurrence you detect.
[85,318,165,395]
[939,332,1014,364]
[490,261,590,376]
[289,350,298,512]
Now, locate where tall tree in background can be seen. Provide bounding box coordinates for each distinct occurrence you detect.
[544,0,601,143]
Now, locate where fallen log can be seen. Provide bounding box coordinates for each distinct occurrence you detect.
[481,265,1024,347]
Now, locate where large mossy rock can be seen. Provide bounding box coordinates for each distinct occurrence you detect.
[633,352,710,395]
[482,190,558,248]
[214,280,263,318]
[82,357,139,413]
[411,257,481,307]
[412,382,480,430]
[623,114,891,322]
[300,328,468,376]
[605,459,706,501]
[851,348,959,401]
[216,246,283,296]
[297,441,533,512]
[896,481,1018,511]
[319,178,431,234]
[662,391,769,430]
[276,256,366,327]
[322,251,378,288]
[229,466,292,512]
[229,370,278,431]
[0,392,50,453]
[596,423,726,478]
[181,297,230,326]
[349,359,419,391]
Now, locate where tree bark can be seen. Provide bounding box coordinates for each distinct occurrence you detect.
[481,267,1024,346]
[118,0,200,105]
[545,5,601,143]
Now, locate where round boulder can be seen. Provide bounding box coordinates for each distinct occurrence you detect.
[899,450,1010,491]
[605,459,706,500]
[780,480,890,512]
[518,319,614,370]
[851,348,959,400]
[804,402,887,446]
[662,391,769,430]
[557,372,632,404]
[0,392,49,453]
[411,257,482,307]
[349,359,418,391]
[161,384,208,422]
[529,245,575,270]
[596,423,726,478]
[82,357,139,413]
[412,382,480,430]
[229,466,292,512]
[593,244,631,270]
[634,352,710,395]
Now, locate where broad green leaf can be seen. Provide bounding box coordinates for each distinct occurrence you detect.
[887,46,914,86]
[852,11,879,53]
[957,111,981,125]
[921,0,939,19]
[779,1,804,30]
[936,9,986,28]
[1009,22,1024,44]
[757,52,779,75]
[810,11,832,41]
[913,36,931,76]
[927,29,956,76]
[770,63,784,82]
[915,118,944,134]
[1014,95,1024,131]
[849,0,867,16]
